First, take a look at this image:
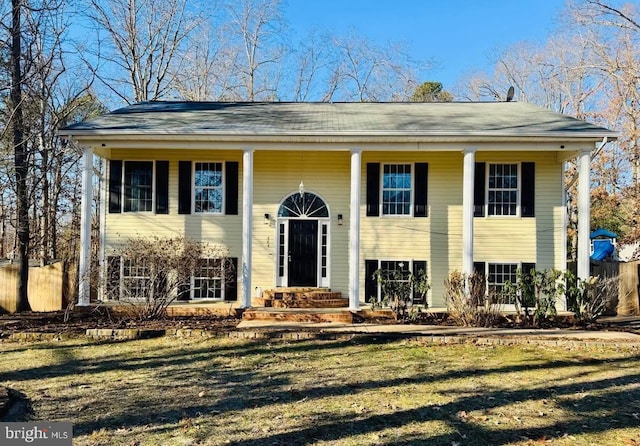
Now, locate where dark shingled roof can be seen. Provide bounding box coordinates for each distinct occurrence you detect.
[61,101,617,140]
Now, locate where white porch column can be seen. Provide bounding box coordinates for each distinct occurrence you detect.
[241,148,254,308]
[577,149,591,281]
[349,148,362,311]
[78,147,93,306]
[462,148,476,278]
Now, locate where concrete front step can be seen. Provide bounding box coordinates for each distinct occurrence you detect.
[242,308,353,323]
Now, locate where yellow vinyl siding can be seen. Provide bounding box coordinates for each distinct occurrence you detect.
[102,146,565,307]
[103,150,243,261]
[474,152,564,272]
[360,151,564,308]
[360,152,434,304]
[103,149,351,296]
[252,151,350,295]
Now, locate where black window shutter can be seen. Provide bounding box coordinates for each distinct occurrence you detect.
[521,162,535,217]
[521,262,536,306]
[414,163,428,217]
[412,260,427,304]
[522,262,536,276]
[472,261,487,297]
[178,161,192,214]
[155,161,169,214]
[225,257,238,301]
[177,283,191,301]
[366,163,380,217]
[225,161,239,215]
[365,259,378,303]
[473,261,486,278]
[108,160,122,213]
[106,256,121,299]
[474,162,485,217]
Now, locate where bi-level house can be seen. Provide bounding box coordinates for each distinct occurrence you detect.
[60,101,617,311]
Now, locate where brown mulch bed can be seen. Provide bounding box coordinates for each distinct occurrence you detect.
[405,311,640,335]
[0,309,240,337]
[0,308,638,337]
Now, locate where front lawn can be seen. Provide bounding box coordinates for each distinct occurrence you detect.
[1,336,639,445]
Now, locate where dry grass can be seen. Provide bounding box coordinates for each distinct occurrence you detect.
[1,336,639,445]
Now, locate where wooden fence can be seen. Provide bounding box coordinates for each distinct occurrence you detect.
[0,262,65,313]
[618,260,640,316]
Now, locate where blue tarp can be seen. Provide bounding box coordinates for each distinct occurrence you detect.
[591,239,615,261]
[590,228,617,239]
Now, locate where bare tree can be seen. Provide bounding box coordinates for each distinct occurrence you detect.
[570,0,640,242]
[163,1,430,103]
[287,29,334,102]
[7,0,31,311]
[222,0,286,101]
[172,23,225,101]
[85,0,201,103]
[324,33,421,102]
[458,1,640,245]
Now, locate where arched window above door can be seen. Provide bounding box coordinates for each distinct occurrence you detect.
[278,192,329,218]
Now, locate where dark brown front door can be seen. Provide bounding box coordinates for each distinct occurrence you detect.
[288,219,318,287]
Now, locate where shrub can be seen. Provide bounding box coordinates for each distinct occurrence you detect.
[443,270,503,327]
[565,272,618,323]
[104,236,233,320]
[502,268,564,327]
[373,265,430,320]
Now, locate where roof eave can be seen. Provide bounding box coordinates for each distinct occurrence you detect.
[60,129,619,144]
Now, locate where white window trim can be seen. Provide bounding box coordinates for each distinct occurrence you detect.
[482,260,528,309]
[275,190,332,288]
[190,258,225,301]
[275,221,289,287]
[380,163,414,217]
[120,257,153,301]
[192,161,225,215]
[485,162,521,218]
[372,259,424,304]
[275,217,331,288]
[320,222,330,287]
[121,160,156,214]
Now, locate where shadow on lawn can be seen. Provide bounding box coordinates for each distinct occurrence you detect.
[221,370,640,445]
[2,337,639,444]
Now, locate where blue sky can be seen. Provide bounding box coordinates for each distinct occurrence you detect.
[285,0,566,90]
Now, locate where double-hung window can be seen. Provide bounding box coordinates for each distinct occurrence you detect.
[108,160,169,214]
[379,260,411,287]
[124,161,153,212]
[474,162,535,218]
[487,263,518,304]
[382,164,412,215]
[194,162,224,213]
[488,164,518,216]
[177,160,238,215]
[476,261,535,305]
[122,258,152,299]
[364,259,428,305]
[366,162,428,217]
[192,258,224,300]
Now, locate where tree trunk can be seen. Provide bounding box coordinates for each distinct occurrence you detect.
[0,196,5,259]
[39,95,50,265]
[11,0,31,312]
